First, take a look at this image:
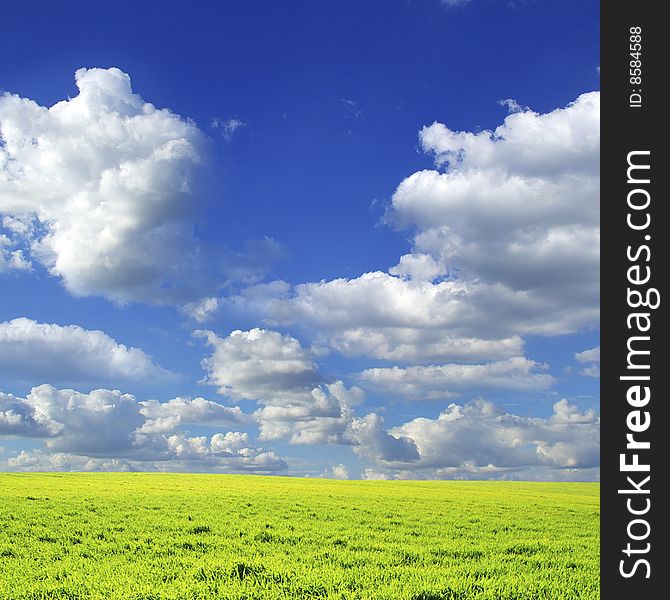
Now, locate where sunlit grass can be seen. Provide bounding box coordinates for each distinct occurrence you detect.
[0,473,599,599]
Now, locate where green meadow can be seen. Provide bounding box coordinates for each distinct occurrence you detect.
[0,473,599,599]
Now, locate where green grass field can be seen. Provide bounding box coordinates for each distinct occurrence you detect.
[0,474,599,600]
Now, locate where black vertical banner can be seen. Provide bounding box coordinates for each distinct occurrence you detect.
[601,2,667,597]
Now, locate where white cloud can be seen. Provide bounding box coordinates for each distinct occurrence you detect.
[575,346,600,363]
[345,412,420,463]
[353,397,601,480]
[182,296,220,323]
[0,67,212,303]
[0,318,172,385]
[322,463,350,479]
[579,365,600,378]
[196,328,365,445]
[0,383,285,473]
[0,390,62,437]
[190,327,598,478]
[224,93,599,364]
[2,444,285,474]
[232,274,526,363]
[195,328,324,402]
[416,92,599,175]
[138,397,248,434]
[352,399,601,480]
[358,357,554,400]
[392,95,600,316]
[575,345,600,378]
[3,451,141,472]
[254,381,360,445]
[2,385,144,454]
[0,224,31,272]
[387,398,599,474]
[362,469,391,480]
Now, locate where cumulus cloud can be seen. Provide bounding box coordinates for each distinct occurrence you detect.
[225,274,526,363]
[146,431,286,472]
[138,397,248,434]
[387,398,599,474]
[0,318,172,385]
[351,398,600,481]
[0,226,31,272]
[3,451,141,472]
[575,345,600,377]
[2,444,285,474]
[575,346,600,363]
[196,328,324,402]
[0,383,283,473]
[322,463,350,479]
[196,328,365,445]
[0,390,62,437]
[346,412,420,463]
[358,357,554,400]
[182,296,221,323]
[221,93,598,365]
[391,93,599,313]
[0,67,212,303]
[1,385,144,454]
[189,326,598,477]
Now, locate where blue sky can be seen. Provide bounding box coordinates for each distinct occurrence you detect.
[0,0,599,479]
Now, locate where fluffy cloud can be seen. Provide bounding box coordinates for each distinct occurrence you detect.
[227,274,525,363]
[345,412,420,462]
[386,398,599,474]
[138,397,247,434]
[196,328,324,403]
[322,463,350,479]
[389,92,599,320]
[144,431,286,472]
[0,384,283,473]
[222,93,599,365]
[0,67,211,303]
[0,228,31,272]
[358,357,554,400]
[196,328,365,445]
[192,330,599,478]
[0,318,172,385]
[2,444,285,474]
[353,397,600,480]
[575,345,600,377]
[575,346,600,363]
[1,385,144,454]
[3,451,141,472]
[182,296,221,323]
[0,390,62,437]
